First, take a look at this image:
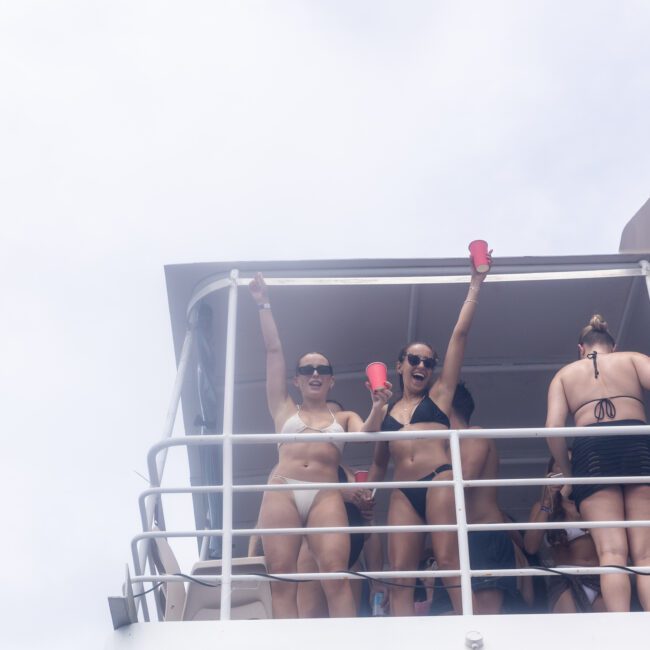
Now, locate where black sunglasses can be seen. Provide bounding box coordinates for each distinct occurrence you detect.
[297,364,333,376]
[406,353,436,369]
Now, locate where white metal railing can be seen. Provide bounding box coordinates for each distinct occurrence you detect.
[133,423,650,621]
[126,260,650,623]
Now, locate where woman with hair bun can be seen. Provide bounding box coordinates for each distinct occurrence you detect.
[546,314,650,612]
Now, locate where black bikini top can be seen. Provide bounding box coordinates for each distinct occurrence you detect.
[577,351,645,421]
[574,395,645,422]
[382,395,450,431]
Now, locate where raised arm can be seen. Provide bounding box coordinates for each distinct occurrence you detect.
[524,490,556,556]
[249,273,294,426]
[432,256,491,409]
[545,373,571,477]
[358,383,393,432]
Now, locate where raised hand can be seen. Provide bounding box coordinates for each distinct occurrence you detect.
[249,272,269,305]
[366,381,393,409]
[470,249,493,282]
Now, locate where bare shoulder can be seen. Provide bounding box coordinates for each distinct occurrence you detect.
[552,362,579,383]
[619,351,649,362]
[339,410,362,428]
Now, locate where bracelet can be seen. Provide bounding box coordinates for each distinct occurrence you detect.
[258,303,271,310]
[540,505,552,514]
[464,299,478,304]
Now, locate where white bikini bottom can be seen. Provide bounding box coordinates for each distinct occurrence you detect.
[272,475,319,525]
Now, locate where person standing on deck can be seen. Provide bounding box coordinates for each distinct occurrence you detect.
[450,382,519,614]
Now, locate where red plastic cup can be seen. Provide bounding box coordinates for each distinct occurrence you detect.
[366,361,388,391]
[354,470,369,482]
[468,239,490,273]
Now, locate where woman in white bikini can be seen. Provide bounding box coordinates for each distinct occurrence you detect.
[249,273,391,618]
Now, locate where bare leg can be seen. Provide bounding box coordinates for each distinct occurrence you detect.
[349,559,363,615]
[426,474,461,614]
[552,589,577,613]
[297,538,328,618]
[473,589,504,615]
[580,487,630,612]
[307,491,356,618]
[624,484,650,611]
[387,489,425,616]
[259,489,304,618]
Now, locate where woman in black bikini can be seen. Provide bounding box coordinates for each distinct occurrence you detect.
[369,256,491,615]
[546,314,650,611]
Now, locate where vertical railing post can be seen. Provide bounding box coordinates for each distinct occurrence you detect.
[641,260,650,304]
[448,429,473,615]
[133,315,196,621]
[220,269,239,620]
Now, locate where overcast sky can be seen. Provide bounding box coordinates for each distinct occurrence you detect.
[1,2,649,648]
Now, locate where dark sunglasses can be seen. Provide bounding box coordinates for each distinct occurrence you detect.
[297,364,333,376]
[406,353,436,369]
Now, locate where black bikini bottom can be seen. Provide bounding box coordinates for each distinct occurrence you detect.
[571,419,650,510]
[399,464,453,519]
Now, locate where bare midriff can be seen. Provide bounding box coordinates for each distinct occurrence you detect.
[274,440,341,482]
[551,534,598,567]
[389,422,451,481]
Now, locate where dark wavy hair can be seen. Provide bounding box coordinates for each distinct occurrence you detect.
[452,381,475,425]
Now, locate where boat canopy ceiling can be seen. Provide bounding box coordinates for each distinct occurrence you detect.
[164,254,650,554]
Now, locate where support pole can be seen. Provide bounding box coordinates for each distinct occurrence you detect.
[448,430,473,615]
[641,261,650,304]
[134,317,196,621]
[220,269,239,620]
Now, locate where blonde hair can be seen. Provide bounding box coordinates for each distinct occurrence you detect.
[578,314,615,347]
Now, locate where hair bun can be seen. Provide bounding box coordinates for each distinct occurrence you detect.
[589,314,609,332]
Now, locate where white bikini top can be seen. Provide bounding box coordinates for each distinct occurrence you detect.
[544,526,588,547]
[279,406,345,453]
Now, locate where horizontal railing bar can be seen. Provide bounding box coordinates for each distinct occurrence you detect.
[187,267,644,315]
[132,569,462,584]
[242,268,643,287]
[133,523,458,542]
[467,520,650,531]
[139,474,650,502]
[463,475,650,488]
[132,563,650,585]
[146,423,650,462]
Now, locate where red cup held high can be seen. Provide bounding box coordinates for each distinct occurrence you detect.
[468,240,490,273]
[366,361,388,391]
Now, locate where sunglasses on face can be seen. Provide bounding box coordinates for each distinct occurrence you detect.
[406,353,436,369]
[297,364,333,376]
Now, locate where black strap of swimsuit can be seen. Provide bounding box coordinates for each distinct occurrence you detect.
[586,351,599,378]
[593,398,616,422]
[432,463,453,477]
[576,395,645,422]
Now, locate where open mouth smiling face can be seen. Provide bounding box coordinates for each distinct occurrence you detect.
[399,344,436,392]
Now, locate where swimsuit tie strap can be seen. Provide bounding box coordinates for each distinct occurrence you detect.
[586,351,599,379]
[593,398,616,421]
